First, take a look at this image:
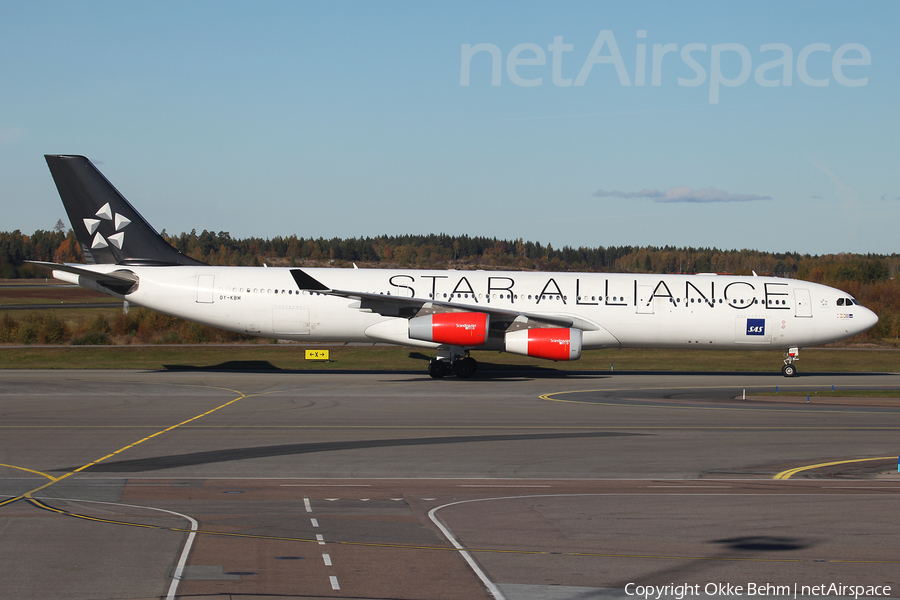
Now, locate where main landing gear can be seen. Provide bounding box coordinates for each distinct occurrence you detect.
[781,347,799,377]
[428,351,478,379]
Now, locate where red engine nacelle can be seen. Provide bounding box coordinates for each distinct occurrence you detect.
[408,312,489,346]
[505,328,583,361]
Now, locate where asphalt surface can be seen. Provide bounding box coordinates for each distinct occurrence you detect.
[1,369,898,600]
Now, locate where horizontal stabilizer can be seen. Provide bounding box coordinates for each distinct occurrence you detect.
[29,261,136,284]
[29,261,138,295]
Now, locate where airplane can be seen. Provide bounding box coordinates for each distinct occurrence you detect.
[33,155,878,379]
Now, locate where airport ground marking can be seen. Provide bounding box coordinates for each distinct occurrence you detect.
[5,425,900,431]
[540,387,900,415]
[0,383,272,508]
[0,463,58,480]
[22,494,900,564]
[21,496,198,600]
[773,456,896,480]
[0,465,63,506]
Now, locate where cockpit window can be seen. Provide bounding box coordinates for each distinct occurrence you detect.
[836,298,844,306]
[852,299,861,306]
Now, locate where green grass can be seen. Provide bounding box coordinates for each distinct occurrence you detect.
[0,307,122,320]
[0,297,116,306]
[0,345,897,373]
[0,285,111,305]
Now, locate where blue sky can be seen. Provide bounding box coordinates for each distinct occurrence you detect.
[2,1,898,255]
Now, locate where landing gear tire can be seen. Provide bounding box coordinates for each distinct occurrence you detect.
[428,360,448,379]
[454,357,477,379]
[781,363,797,377]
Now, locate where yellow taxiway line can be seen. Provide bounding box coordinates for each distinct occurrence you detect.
[774,457,896,480]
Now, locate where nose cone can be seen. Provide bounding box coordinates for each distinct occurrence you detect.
[854,307,879,335]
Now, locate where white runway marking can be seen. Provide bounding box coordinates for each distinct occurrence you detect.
[303,497,312,512]
[647,485,732,488]
[823,486,899,489]
[281,484,370,487]
[310,518,319,527]
[459,484,552,488]
[323,553,332,566]
[316,534,325,545]
[429,500,506,600]
[330,575,340,590]
[30,496,198,600]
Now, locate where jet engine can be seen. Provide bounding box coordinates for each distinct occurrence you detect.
[505,327,583,361]
[408,312,489,346]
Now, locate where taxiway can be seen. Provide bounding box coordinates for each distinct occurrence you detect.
[1,369,898,600]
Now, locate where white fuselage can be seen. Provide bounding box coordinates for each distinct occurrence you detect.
[57,265,879,353]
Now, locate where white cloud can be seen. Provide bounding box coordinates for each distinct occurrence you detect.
[593,186,771,203]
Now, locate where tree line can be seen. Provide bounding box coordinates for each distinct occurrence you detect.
[2,227,897,283]
[2,227,898,341]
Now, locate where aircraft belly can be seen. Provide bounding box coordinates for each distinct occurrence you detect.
[610,310,730,349]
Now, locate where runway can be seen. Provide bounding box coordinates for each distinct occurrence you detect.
[1,369,898,600]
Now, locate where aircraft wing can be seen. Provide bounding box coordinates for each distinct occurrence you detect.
[29,261,139,294]
[291,269,600,331]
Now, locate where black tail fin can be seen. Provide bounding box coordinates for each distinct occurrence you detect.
[44,155,206,265]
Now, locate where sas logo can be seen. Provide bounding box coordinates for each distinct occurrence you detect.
[746,319,766,336]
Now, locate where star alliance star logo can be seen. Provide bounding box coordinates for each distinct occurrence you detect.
[83,202,130,250]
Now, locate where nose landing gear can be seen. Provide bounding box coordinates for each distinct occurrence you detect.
[781,347,799,377]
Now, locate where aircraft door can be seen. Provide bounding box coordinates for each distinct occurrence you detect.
[196,274,215,303]
[794,288,812,318]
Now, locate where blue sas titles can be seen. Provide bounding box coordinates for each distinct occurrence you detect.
[746,318,766,336]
